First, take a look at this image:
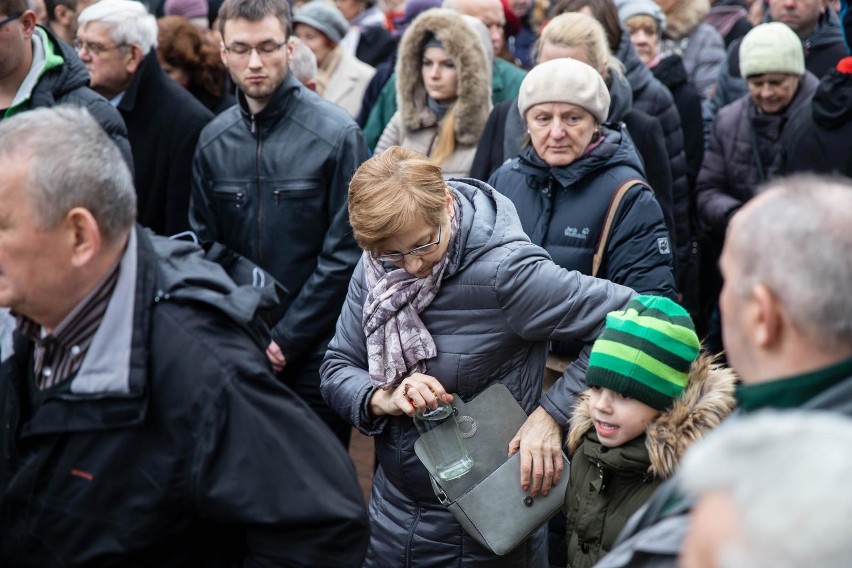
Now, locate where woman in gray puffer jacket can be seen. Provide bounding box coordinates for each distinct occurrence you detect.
[321,146,636,567]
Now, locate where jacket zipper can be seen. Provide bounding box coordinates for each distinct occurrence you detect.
[253,114,264,266]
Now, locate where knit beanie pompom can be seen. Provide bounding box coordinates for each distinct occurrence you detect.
[585,295,700,411]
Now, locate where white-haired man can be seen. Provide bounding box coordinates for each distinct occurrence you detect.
[77,0,212,236]
[0,106,369,566]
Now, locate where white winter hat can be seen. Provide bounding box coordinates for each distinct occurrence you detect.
[739,22,805,78]
[518,58,611,124]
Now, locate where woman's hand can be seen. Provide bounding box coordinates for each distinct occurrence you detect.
[368,373,453,418]
[508,407,564,497]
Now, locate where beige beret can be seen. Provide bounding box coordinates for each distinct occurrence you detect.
[517,58,611,124]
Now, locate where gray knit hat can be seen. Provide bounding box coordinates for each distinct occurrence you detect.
[739,22,805,78]
[293,2,349,44]
[615,0,665,34]
[518,58,611,124]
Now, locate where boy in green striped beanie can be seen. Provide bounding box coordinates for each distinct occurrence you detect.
[561,295,737,567]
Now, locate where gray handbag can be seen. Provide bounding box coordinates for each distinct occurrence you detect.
[414,383,570,556]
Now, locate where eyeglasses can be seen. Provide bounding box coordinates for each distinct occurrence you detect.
[374,224,442,263]
[223,40,287,59]
[0,12,22,29]
[73,38,128,56]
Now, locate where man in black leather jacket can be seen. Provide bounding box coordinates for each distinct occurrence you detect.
[190,0,368,445]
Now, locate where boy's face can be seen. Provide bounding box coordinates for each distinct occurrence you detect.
[589,387,660,448]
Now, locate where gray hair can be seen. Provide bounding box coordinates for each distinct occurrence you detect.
[727,175,852,351]
[78,0,158,55]
[679,411,852,568]
[288,36,316,85]
[0,106,136,244]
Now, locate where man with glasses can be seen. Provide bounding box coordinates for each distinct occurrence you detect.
[190,0,368,447]
[77,0,212,237]
[0,0,130,163]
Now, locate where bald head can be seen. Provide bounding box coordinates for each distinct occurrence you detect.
[443,0,505,53]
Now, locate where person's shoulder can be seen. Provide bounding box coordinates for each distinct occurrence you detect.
[196,106,243,146]
[288,88,361,138]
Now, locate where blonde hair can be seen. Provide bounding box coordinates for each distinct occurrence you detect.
[348,146,448,250]
[624,14,660,37]
[536,12,610,74]
[431,108,458,166]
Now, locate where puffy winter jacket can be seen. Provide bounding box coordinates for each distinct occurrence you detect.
[487,124,676,299]
[0,227,369,567]
[696,73,818,233]
[321,179,636,567]
[190,72,368,365]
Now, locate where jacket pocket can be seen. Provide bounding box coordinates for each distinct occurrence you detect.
[213,184,246,208]
[272,180,324,203]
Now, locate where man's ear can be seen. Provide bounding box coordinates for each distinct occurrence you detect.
[125,44,146,75]
[64,207,102,268]
[750,283,782,349]
[20,9,38,38]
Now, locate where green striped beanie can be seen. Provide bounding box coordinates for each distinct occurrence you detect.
[586,295,700,411]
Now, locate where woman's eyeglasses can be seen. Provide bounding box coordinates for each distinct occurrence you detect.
[375,224,442,262]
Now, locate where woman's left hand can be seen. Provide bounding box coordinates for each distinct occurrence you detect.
[508,407,564,497]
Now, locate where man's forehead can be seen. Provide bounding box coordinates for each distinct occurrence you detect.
[222,15,287,40]
[77,20,112,39]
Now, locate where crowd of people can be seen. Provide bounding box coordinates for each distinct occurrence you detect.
[0,0,851,564]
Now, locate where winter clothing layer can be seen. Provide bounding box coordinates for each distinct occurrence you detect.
[712,9,848,112]
[119,51,212,237]
[696,72,818,233]
[517,58,611,124]
[659,0,726,99]
[0,227,369,567]
[375,9,491,178]
[321,179,637,567]
[596,361,852,568]
[564,354,737,568]
[470,72,676,255]
[651,54,705,183]
[190,72,368,370]
[773,64,852,177]
[487,123,676,299]
[363,57,526,150]
[8,26,131,169]
[702,0,752,46]
[321,46,376,118]
[616,35,691,283]
[739,22,806,78]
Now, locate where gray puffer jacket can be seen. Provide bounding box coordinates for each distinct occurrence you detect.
[321,179,636,567]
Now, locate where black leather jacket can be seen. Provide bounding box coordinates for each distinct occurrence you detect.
[191,72,368,363]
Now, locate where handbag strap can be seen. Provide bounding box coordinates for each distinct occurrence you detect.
[592,178,647,277]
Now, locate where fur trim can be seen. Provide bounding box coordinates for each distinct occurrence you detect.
[662,0,710,41]
[567,352,737,480]
[395,9,492,145]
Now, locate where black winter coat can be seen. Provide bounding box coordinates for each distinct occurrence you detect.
[0,227,369,567]
[616,34,692,281]
[23,27,132,168]
[119,52,213,237]
[773,65,852,177]
[190,72,368,365]
[651,55,705,185]
[696,73,819,233]
[487,125,676,299]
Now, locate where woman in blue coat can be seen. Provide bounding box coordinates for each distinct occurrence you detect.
[320,146,636,566]
[488,58,676,302]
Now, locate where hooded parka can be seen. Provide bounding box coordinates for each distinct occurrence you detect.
[321,179,637,567]
[563,355,737,568]
[375,9,492,178]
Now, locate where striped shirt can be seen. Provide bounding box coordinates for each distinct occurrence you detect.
[15,262,121,390]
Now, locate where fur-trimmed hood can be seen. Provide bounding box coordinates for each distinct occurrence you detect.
[567,353,737,480]
[395,9,492,145]
[662,0,711,40]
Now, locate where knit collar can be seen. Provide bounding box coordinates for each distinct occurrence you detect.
[737,357,852,412]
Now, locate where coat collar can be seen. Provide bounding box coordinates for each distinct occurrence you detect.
[567,353,737,480]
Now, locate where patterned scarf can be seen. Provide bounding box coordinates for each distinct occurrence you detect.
[362,200,462,389]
